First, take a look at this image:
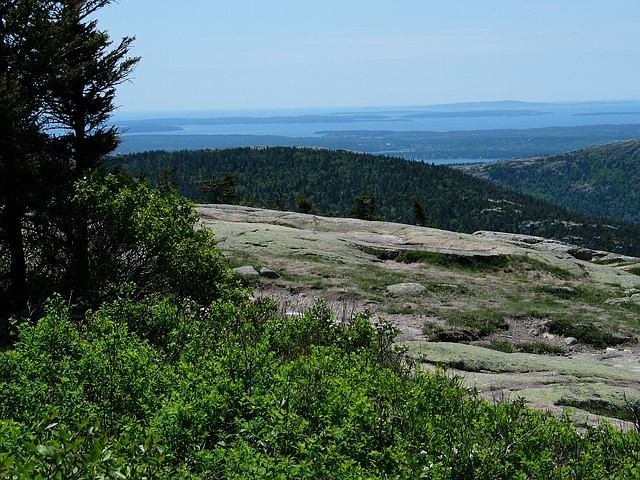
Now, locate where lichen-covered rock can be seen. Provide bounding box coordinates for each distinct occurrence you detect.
[386,283,426,294]
[233,265,259,276]
[568,248,593,261]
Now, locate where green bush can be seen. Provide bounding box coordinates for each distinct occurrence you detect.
[447,309,509,336]
[71,170,240,307]
[489,340,515,353]
[545,317,614,348]
[0,417,166,479]
[2,295,640,477]
[519,342,565,355]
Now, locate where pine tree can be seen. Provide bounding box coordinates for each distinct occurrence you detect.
[0,0,138,318]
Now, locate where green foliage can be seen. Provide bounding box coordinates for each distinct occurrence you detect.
[0,0,139,319]
[545,317,615,348]
[0,416,166,479]
[350,194,382,221]
[412,197,429,226]
[446,309,509,337]
[195,171,238,204]
[489,340,515,353]
[55,170,237,309]
[11,3,640,478]
[536,285,609,306]
[1,293,640,477]
[518,342,565,355]
[0,296,169,431]
[555,398,637,423]
[295,193,315,214]
[462,139,640,223]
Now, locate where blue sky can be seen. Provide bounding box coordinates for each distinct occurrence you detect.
[98,0,640,112]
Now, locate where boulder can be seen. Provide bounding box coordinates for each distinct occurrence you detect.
[565,337,578,346]
[259,267,280,279]
[233,265,259,276]
[568,248,593,261]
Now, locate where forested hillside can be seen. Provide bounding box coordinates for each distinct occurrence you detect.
[120,146,640,256]
[459,139,640,222]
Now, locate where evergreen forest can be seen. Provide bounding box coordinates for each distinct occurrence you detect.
[121,146,640,256]
[459,138,640,223]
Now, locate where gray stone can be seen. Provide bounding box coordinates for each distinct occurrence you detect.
[386,283,426,294]
[568,248,593,261]
[259,267,280,279]
[233,265,259,276]
[565,337,578,346]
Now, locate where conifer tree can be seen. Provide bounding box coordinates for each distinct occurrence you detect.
[0,0,138,317]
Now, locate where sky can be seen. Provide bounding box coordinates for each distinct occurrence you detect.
[97,0,640,113]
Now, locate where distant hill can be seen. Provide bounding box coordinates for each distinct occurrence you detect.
[118,146,640,256]
[458,139,640,223]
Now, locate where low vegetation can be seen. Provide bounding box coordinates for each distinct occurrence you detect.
[545,318,615,349]
[2,266,640,477]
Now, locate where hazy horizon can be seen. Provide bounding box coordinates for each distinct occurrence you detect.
[113,99,640,121]
[99,1,640,113]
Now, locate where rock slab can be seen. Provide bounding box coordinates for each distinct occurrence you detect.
[386,283,426,294]
[233,265,260,276]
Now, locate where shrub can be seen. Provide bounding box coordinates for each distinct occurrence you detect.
[546,317,614,348]
[489,340,515,353]
[519,342,565,355]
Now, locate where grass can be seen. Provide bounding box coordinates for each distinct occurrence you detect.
[349,264,409,293]
[385,304,415,315]
[225,222,640,352]
[483,341,565,355]
[545,317,615,348]
[555,397,637,423]
[358,246,578,280]
[519,342,565,355]
[425,282,469,294]
[222,250,261,269]
[421,322,443,341]
[535,284,610,305]
[489,340,515,353]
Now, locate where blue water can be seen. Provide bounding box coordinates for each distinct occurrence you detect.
[114,100,640,138]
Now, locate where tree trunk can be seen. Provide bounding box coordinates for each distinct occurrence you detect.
[0,197,27,316]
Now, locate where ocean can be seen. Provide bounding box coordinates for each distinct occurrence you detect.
[113,100,640,161]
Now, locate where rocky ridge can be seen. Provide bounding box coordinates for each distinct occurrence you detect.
[198,204,640,428]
